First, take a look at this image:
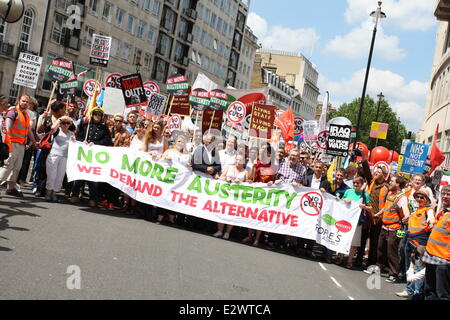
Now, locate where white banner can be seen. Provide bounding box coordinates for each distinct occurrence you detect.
[67,142,360,254]
[13,52,43,89]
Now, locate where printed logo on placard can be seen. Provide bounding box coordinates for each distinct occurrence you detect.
[300,192,323,216]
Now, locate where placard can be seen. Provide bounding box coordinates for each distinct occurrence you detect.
[202,109,224,133]
[294,117,304,136]
[167,115,182,133]
[166,74,189,97]
[90,34,112,67]
[13,52,42,89]
[248,104,276,139]
[83,79,101,97]
[103,87,126,115]
[105,73,122,89]
[189,88,210,112]
[146,92,168,117]
[119,73,147,108]
[143,81,160,93]
[209,89,229,111]
[47,57,74,82]
[226,101,246,123]
[303,120,319,142]
[400,142,430,174]
[326,124,351,157]
[170,94,191,116]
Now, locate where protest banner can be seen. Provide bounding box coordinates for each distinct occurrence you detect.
[303,120,319,142]
[294,117,304,137]
[60,73,78,95]
[317,130,329,150]
[249,104,276,139]
[67,142,361,254]
[146,92,168,117]
[103,87,126,115]
[202,108,224,133]
[189,88,210,112]
[170,94,191,116]
[89,34,112,67]
[326,124,352,157]
[83,79,101,97]
[226,101,246,123]
[119,73,147,108]
[167,115,182,133]
[400,142,430,174]
[143,81,160,94]
[105,73,122,89]
[13,52,42,89]
[47,57,74,83]
[209,89,229,111]
[166,74,190,97]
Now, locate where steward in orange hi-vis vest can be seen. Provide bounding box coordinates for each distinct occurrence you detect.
[382,192,405,230]
[426,210,450,261]
[8,107,30,145]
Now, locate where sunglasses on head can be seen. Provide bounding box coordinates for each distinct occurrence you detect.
[61,121,71,125]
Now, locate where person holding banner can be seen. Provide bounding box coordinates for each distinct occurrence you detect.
[142,120,168,159]
[112,114,131,147]
[0,95,38,198]
[125,111,139,135]
[44,116,75,202]
[70,107,112,207]
[219,135,238,171]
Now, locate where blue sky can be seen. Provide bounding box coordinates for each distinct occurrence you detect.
[246,0,438,132]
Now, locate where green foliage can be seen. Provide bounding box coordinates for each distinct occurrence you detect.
[328,95,407,152]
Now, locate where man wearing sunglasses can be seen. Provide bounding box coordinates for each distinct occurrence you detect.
[112,114,131,147]
[422,185,450,300]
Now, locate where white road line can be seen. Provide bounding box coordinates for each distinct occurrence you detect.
[348,296,355,300]
[318,262,327,271]
[330,276,342,288]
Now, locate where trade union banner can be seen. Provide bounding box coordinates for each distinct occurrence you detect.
[67,142,360,254]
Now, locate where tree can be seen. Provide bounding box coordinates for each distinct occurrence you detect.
[328,95,407,153]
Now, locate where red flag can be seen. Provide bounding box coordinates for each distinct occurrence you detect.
[274,108,295,142]
[428,124,445,175]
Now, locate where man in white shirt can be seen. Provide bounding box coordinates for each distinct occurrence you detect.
[219,134,237,172]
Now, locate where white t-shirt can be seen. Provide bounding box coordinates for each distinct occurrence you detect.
[219,149,237,169]
[130,136,144,151]
[50,129,75,157]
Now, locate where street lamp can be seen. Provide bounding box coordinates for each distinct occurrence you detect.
[353,1,386,150]
[375,92,384,122]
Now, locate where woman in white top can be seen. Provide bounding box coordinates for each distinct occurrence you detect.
[45,116,75,202]
[129,121,145,152]
[213,154,248,240]
[142,120,168,159]
[156,135,191,224]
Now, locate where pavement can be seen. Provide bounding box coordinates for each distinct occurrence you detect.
[0,188,406,300]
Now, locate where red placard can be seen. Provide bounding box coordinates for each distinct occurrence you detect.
[248,104,276,139]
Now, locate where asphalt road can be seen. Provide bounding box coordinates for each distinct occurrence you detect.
[0,189,405,300]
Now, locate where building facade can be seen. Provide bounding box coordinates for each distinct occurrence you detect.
[256,49,320,120]
[0,0,48,104]
[250,54,304,119]
[1,0,255,104]
[235,25,259,90]
[417,0,450,166]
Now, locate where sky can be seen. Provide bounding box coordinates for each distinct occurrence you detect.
[246,0,438,133]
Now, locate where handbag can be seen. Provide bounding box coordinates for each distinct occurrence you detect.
[38,131,53,150]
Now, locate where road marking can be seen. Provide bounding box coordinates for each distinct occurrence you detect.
[330,276,342,288]
[318,262,327,271]
[348,296,355,300]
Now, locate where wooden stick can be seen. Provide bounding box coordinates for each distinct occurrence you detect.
[166,95,174,116]
[46,81,57,113]
[84,68,101,142]
[208,109,216,132]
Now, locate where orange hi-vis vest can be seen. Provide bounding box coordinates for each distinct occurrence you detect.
[367,179,388,209]
[408,206,431,234]
[426,210,450,261]
[382,192,405,230]
[9,108,29,145]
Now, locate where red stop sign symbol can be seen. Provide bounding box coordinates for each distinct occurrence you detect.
[300,192,323,216]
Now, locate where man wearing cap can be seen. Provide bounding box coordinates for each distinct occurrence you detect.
[422,185,450,300]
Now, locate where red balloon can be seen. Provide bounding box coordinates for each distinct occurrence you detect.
[370,146,391,163]
[350,142,369,160]
[388,150,399,163]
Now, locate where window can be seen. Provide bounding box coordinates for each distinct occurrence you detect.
[18,9,34,52]
[147,25,157,44]
[0,17,6,42]
[102,1,113,22]
[115,8,125,28]
[9,84,19,105]
[152,0,161,17]
[156,33,173,57]
[131,0,140,5]
[83,25,95,47]
[161,7,177,34]
[152,57,169,82]
[137,20,146,39]
[210,13,217,28]
[142,0,150,11]
[51,13,67,45]
[144,52,152,68]
[120,42,131,61]
[110,38,120,57]
[127,15,136,34]
[133,48,142,66]
[88,0,98,14]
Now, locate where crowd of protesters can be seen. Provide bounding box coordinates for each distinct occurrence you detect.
[0,94,449,300]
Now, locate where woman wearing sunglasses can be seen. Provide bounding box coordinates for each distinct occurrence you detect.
[45,116,75,202]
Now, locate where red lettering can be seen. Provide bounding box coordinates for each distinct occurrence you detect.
[110,169,119,178]
[228,204,237,216]
[77,164,97,173]
[257,210,268,222]
[171,191,180,202]
[236,206,246,217]
[202,200,213,211]
[291,215,298,227]
[119,173,126,183]
[152,185,162,197]
[93,167,101,175]
[141,182,154,195]
[126,175,136,188]
[246,207,258,219]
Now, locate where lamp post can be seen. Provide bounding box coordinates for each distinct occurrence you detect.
[353,1,386,152]
[375,92,384,122]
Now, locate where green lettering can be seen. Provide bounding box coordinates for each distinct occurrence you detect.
[150,163,164,181]
[285,192,298,209]
[219,183,231,199]
[77,147,92,162]
[95,151,110,164]
[163,167,179,184]
[204,179,220,195]
[139,160,152,176]
[240,186,253,204]
[187,176,202,193]
[252,188,266,206]
[122,155,140,174]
